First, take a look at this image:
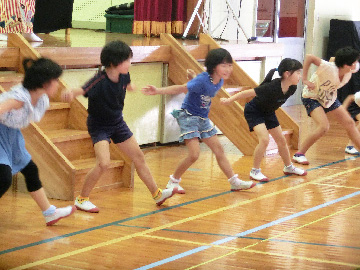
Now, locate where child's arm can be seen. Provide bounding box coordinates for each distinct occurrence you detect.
[0,99,23,115]
[302,54,322,90]
[141,84,188,95]
[187,69,197,81]
[342,94,355,110]
[61,87,85,102]
[220,89,256,105]
[126,82,136,92]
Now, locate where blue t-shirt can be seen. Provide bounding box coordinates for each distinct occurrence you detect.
[182,72,223,118]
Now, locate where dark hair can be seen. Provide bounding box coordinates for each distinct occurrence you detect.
[100,40,133,68]
[260,58,302,86]
[22,58,62,90]
[204,48,233,75]
[334,46,360,67]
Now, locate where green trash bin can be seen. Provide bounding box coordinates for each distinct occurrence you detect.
[105,14,134,33]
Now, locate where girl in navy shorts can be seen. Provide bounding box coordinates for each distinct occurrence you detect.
[142,48,256,194]
[62,41,178,212]
[220,58,307,182]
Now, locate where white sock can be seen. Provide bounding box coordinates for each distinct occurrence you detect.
[42,205,56,216]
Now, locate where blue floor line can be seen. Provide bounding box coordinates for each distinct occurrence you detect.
[1,155,359,256]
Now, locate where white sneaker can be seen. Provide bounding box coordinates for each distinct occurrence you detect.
[75,196,100,213]
[249,168,269,182]
[166,175,185,194]
[45,205,76,226]
[229,174,256,191]
[292,153,309,165]
[345,146,359,155]
[283,164,307,176]
[155,187,178,206]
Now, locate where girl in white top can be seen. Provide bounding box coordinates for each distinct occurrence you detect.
[293,47,360,165]
[0,58,75,226]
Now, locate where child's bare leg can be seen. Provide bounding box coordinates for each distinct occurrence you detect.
[116,136,157,193]
[80,140,110,197]
[253,124,270,168]
[202,135,234,178]
[173,138,200,179]
[329,106,360,151]
[30,188,51,211]
[298,107,329,154]
[269,126,291,166]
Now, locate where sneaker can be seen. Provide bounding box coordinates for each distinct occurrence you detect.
[283,164,307,176]
[249,168,269,182]
[45,205,76,226]
[345,146,359,155]
[292,153,309,165]
[229,174,257,191]
[166,175,185,194]
[155,187,178,206]
[75,196,100,213]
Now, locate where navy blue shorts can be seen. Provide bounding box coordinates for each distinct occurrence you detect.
[87,116,133,145]
[302,97,341,116]
[244,102,279,132]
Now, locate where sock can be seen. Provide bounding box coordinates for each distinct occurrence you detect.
[228,174,238,183]
[76,196,89,203]
[285,163,294,169]
[152,188,162,200]
[251,168,260,173]
[42,205,56,216]
[170,175,181,183]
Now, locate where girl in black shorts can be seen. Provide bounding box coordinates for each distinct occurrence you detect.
[220,58,307,182]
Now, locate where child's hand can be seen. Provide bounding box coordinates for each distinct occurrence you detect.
[141,85,158,95]
[61,89,74,102]
[303,80,315,91]
[127,83,136,92]
[187,69,196,80]
[220,97,231,105]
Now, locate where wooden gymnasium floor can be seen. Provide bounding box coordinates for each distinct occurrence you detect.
[1,30,360,269]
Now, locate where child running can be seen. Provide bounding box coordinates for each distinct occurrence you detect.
[292,47,360,165]
[220,58,307,182]
[141,48,256,193]
[338,62,360,155]
[0,58,76,226]
[61,40,178,213]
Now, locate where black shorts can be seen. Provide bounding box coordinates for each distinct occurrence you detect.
[347,103,360,121]
[87,116,133,145]
[244,101,280,132]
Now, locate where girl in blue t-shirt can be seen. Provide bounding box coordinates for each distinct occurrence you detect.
[142,48,256,194]
[220,58,307,182]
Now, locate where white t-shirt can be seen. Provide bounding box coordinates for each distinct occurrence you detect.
[0,84,49,129]
[302,60,352,108]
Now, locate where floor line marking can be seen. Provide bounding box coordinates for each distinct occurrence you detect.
[2,156,359,256]
[185,202,360,270]
[8,167,360,269]
[314,182,360,189]
[115,224,360,250]
[136,192,360,270]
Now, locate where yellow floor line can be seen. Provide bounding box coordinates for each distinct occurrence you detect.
[314,182,360,190]
[142,235,238,250]
[11,167,360,270]
[186,202,360,269]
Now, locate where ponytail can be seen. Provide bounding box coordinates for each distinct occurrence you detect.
[260,68,277,86]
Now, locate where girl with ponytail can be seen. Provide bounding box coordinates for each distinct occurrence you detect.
[220,58,307,182]
[0,58,76,226]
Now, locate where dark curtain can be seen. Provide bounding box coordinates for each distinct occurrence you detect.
[133,0,186,36]
[33,0,74,33]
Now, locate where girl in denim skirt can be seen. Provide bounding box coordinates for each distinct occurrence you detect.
[142,48,256,194]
